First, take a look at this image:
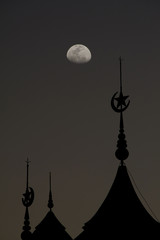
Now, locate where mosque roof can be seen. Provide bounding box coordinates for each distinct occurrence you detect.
[32,210,72,240]
[75,164,160,239]
[32,173,72,240]
[75,57,160,239]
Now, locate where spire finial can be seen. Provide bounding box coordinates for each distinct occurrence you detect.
[26,158,30,190]
[119,56,122,93]
[111,57,130,165]
[22,159,34,207]
[21,159,34,240]
[48,172,54,211]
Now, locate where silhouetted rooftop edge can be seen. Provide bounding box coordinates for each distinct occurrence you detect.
[32,210,72,240]
[75,165,160,239]
[31,172,73,240]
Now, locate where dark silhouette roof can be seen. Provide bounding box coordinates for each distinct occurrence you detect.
[32,172,72,240]
[21,59,160,240]
[75,165,160,239]
[32,210,72,240]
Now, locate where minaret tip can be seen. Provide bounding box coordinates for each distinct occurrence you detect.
[48,172,54,211]
[21,159,34,240]
[111,58,130,165]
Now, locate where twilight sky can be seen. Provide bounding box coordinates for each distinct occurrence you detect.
[1,1,160,239]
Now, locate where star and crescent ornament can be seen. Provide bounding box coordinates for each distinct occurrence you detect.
[111,57,130,113]
[111,57,130,164]
[22,187,34,207]
[111,91,130,113]
[22,159,34,207]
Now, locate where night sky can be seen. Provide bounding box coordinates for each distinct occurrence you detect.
[1,1,160,239]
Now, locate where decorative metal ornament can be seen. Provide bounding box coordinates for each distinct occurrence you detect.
[22,159,34,207]
[48,172,54,211]
[111,57,130,164]
[22,187,34,207]
[111,91,130,113]
[21,159,34,240]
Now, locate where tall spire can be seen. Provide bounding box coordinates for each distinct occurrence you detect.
[48,172,54,211]
[111,57,130,165]
[21,159,34,240]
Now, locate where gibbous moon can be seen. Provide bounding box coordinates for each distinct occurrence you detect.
[66,44,91,64]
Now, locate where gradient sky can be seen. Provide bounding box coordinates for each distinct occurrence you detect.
[1,1,160,239]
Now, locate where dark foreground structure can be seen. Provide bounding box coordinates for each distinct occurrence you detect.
[21,58,160,240]
[75,164,160,239]
[75,57,160,239]
[21,168,72,240]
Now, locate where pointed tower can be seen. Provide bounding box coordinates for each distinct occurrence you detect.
[75,57,160,239]
[21,159,34,240]
[32,173,72,240]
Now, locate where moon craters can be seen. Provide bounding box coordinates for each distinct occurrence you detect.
[66,44,91,64]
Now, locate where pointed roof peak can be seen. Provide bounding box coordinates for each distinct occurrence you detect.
[33,210,72,240]
[77,164,160,239]
[48,172,54,211]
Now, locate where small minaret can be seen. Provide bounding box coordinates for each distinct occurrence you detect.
[111,57,130,165]
[21,159,34,240]
[47,172,54,211]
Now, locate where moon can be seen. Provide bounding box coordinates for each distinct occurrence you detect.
[66,44,91,64]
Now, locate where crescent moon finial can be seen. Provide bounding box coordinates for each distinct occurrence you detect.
[111,57,130,164]
[22,159,34,207]
[21,159,34,240]
[111,57,130,113]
